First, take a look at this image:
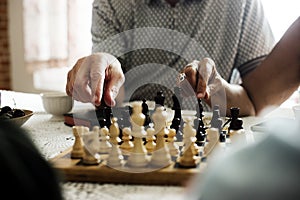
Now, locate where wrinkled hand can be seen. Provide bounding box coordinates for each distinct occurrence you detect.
[178,57,222,101]
[66,53,125,107]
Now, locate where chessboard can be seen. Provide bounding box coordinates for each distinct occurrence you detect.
[51,90,244,186]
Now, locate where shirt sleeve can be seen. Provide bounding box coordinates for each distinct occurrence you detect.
[91,0,133,68]
[233,0,275,74]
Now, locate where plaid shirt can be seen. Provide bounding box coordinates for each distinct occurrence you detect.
[91,0,275,109]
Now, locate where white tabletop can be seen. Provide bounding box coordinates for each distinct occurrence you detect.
[0,90,298,200]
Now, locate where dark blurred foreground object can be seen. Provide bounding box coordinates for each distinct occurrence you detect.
[0,120,63,200]
[188,118,300,200]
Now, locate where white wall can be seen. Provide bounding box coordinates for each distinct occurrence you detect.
[9,0,39,93]
[261,0,300,42]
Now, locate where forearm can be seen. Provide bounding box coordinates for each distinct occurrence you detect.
[204,78,256,117]
[242,17,300,115]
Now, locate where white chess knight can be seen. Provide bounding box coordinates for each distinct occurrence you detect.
[127,102,149,168]
[150,106,172,167]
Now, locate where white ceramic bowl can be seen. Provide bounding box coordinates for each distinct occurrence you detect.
[40,92,74,116]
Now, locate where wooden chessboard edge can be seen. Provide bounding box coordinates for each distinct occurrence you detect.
[50,147,204,186]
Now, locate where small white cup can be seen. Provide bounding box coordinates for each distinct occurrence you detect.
[292,104,300,120]
[40,92,74,116]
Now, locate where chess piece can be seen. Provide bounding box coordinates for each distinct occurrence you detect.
[127,102,149,168]
[170,87,183,141]
[98,126,112,154]
[145,124,156,154]
[154,90,165,108]
[109,117,121,145]
[210,105,223,129]
[71,126,85,159]
[178,137,198,168]
[81,127,101,165]
[107,119,124,167]
[219,130,227,143]
[150,106,172,167]
[203,128,219,157]
[167,128,179,157]
[228,107,243,133]
[142,98,151,126]
[195,99,206,146]
[182,117,199,156]
[119,127,133,155]
[104,106,113,128]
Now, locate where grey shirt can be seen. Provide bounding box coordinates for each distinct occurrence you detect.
[91,0,275,108]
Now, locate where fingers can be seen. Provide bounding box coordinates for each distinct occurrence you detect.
[179,58,218,100]
[73,56,97,103]
[179,60,208,99]
[66,57,87,99]
[102,60,125,107]
[179,63,197,97]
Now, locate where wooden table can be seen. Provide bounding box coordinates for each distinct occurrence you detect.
[0,90,297,200]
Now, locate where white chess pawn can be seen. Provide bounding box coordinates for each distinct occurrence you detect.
[167,128,179,157]
[127,102,149,168]
[98,126,112,154]
[150,106,172,168]
[119,127,133,155]
[145,124,156,154]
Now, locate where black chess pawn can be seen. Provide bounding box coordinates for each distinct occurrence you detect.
[219,130,227,142]
[142,98,151,126]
